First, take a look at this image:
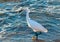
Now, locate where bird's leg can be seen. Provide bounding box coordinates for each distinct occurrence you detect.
[32,32,38,40]
[32,32,42,40]
[34,32,38,39]
[38,32,42,35]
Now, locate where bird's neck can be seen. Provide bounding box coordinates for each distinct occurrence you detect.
[26,11,31,27]
[26,12,30,20]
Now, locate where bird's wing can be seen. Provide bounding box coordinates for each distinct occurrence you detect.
[28,19,48,32]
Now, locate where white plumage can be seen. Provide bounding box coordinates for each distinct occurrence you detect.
[20,7,48,39]
[27,19,48,32]
[23,7,48,33]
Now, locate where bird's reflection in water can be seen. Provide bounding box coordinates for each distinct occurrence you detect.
[32,39,45,42]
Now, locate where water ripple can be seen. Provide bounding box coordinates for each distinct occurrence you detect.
[0,0,60,42]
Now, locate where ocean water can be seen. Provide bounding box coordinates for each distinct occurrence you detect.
[0,0,60,42]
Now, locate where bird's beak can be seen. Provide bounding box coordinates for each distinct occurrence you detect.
[19,9,23,12]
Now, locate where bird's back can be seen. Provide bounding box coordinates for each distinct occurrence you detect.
[27,19,48,32]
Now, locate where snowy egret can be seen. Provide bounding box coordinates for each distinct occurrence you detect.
[22,7,48,39]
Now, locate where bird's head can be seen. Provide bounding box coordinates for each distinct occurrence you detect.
[22,7,30,13]
[18,7,30,13]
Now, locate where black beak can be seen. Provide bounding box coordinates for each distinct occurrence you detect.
[19,9,23,12]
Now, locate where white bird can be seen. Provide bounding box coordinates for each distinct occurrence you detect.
[22,7,48,39]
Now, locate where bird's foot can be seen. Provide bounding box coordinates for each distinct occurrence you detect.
[32,36,38,40]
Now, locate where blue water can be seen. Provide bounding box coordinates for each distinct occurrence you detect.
[0,0,60,42]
